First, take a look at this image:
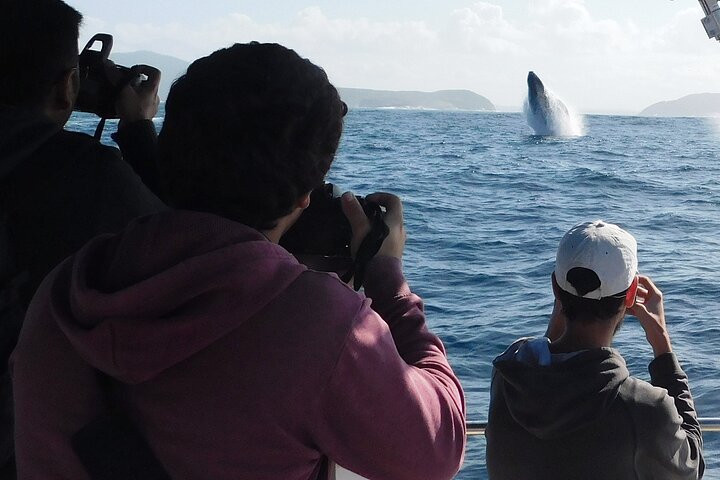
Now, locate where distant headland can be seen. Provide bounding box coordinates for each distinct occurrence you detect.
[111,51,497,111]
[338,88,495,111]
[639,93,720,117]
[107,51,720,116]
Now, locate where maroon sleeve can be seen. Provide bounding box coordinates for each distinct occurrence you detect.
[313,256,466,480]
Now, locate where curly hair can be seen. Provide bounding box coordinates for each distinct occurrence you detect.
[157,42,345,230]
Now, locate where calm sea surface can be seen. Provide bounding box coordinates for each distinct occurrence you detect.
[69,109,720,479]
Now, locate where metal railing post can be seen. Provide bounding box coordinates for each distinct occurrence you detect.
[466,418,720,436]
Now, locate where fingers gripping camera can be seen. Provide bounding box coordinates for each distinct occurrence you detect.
[74,33,160,138]
[280,183,389,290]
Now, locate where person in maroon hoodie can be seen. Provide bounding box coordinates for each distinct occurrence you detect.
[10,42,466,479]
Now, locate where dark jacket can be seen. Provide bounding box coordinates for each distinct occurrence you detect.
[0,105,165,476]
[486,337,704,480]
[11,210,466,480]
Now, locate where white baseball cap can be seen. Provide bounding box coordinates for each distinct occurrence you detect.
[554,220,638,299]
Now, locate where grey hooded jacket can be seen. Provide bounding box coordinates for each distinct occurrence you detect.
[486,337,704,480]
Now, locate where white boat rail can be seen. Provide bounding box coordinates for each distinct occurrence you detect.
[466,417,720,436]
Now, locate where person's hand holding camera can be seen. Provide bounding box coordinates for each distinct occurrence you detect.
[116,64,161,128]
[341,191,406,260]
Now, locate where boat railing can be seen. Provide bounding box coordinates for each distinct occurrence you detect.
[466,417,720,436]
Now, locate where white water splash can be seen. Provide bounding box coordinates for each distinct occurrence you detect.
[524,91,585,137]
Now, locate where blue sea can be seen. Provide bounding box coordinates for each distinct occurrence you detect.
[70,109,720,479]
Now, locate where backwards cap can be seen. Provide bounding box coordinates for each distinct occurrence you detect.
[555,220,637,300]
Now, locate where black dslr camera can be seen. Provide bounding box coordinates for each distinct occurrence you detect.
[280,183,388,290]
[74,33,137,119]
[74,33,160,138]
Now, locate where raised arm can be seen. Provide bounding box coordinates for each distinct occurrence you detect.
[111,65,163,195]
[629,275,704,478]
[313,193,466,479]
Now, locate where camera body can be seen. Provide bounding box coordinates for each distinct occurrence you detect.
[280,183,383,258]
[74,33,136,118]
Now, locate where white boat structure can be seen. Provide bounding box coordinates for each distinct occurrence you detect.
[698,0,720,39]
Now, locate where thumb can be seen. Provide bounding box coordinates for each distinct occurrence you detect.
[340,192,369,235]
[132,65,161,88]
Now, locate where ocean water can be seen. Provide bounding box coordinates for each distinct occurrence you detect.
[70,109,720,479]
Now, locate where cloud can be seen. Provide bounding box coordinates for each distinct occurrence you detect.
[92,6,444,92]
[445,2,528,55]
[83,2,720,112]
[523,0,642,55]
[98,7,437,62]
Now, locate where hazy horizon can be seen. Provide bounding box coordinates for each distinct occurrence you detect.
[65,0,720,115]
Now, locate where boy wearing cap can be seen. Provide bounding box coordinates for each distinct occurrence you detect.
[485,220,704,479]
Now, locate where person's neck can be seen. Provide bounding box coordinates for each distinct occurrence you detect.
[43,106,71,128]
[549,318,619,353]
[261,226,284,244]
[260,206,305,244]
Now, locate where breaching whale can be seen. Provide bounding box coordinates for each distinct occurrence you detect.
[524,71,581,136]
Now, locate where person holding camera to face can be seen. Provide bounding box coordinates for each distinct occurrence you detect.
[10,42,466,479]
[485,221,704,479]
[0,0,165,476]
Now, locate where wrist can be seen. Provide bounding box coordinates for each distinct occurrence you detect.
[117,118,153,131]
[376,246,403,259]
[363,256,405,297]
[376,230,405,259]
[119,113,151,126]
[649,332,672,357]
[117,118,139,131]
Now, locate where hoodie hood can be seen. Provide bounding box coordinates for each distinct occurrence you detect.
[49,210,307,384]
[493,337,629,439]
[0,105,60,180]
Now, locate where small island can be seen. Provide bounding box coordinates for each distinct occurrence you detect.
[338,88,495,111]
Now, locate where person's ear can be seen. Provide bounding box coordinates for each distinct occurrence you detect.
[45,67,78,124]
[297,191,311,210]
[551,272,561,299]
[55,67,78,111]
[625,276,639,308]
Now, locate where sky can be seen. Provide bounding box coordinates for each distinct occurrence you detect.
[64,0,720,114]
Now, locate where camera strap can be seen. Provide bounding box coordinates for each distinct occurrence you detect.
[93,118,107,140]
[341,214,389,290]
